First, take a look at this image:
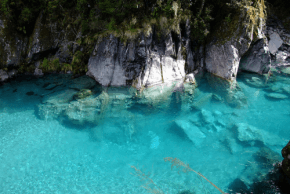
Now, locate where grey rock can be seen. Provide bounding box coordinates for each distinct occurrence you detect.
[87,29,188,88]
[269,32,283,54]
[0,69,9,82]
[184,73,196,84]
[239,38,271,74]
[205,6,260,80]
[34,68,44,76]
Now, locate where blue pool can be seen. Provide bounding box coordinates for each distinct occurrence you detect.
[0,72,289,194]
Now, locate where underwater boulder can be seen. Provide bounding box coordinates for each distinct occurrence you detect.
[175,119,206,147]
[265,93,288,100]
[74,89,92,100]
[234,123,285,148]
[244,76,266,88]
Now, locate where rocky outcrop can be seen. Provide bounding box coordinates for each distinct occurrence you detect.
[0,16,28,69]
[27,12,79,65]
[239,38,271,74]
[282,141,290,178]
[205,1,268,80]
[205,10,256,80]
[265,16,290,67]
[86,28,188,88]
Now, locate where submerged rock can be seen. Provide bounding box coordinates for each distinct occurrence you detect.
[234,123,285,148]
[265,93,288,100]
[191,93,213,110]
[174,119,206,147]
[73,89,92,100]
[245,76,266,88]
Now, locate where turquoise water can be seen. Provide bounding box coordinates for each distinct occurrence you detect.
[0,73,289,194]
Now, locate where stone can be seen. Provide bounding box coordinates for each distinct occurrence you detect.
[200,109,215,124]
[34,68,44,76]
[175,119,206,147]
[184,73,196,84]
[282,141,290,178]
[269,32,283,54]
[138,81,176,107]
[245,76,266,88]
[234,123,285,147]
[239,38,271,74]
[275,51,289,66]
[74,89,92,100]
[205,5,262,80]
[265,93,288,100]
[87,30,187,88]
[0,70,9,82]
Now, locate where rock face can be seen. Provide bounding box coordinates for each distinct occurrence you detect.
[205,3,265,81]
[27,12,79,66]
[239,38,271,74]
[282,141,290,178]
[265,16,290,67]
[0,16,28,68]
[87,29,187,87]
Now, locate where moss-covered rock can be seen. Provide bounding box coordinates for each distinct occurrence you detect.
[73,89,92,100]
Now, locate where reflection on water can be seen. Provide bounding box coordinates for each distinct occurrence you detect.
[0,73,289,194]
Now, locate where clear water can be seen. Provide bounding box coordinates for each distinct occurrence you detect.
[0,73,289,194]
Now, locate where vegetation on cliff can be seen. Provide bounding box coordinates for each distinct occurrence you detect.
[0,0,289,74]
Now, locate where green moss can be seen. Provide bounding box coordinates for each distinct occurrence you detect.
[213,0,266,46]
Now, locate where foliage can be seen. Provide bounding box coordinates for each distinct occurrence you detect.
[41,58,49,71]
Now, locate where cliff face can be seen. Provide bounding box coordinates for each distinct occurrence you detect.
[86,22,196,88]
[0,1,290,87]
